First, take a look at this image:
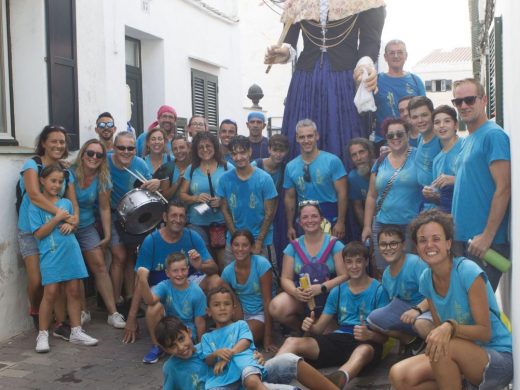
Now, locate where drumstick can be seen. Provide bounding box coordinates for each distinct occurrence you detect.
[265,18,294,74]
[124,167,169,204]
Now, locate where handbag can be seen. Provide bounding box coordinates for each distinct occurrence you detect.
[208,223,227,249]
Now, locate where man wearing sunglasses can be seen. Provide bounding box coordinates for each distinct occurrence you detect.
[95,112,117,152]
[450,78,511,291]
[108,131,161,315]
[283,119,347,241]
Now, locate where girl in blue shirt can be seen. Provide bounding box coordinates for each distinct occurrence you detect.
[390,210,513,390]
[71,139,125,329]
[221,230,276,352]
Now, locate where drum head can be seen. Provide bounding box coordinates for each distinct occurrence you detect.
[117,189,166,235]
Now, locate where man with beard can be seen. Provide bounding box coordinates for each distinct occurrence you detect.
[136,105,177,157]
[95,112,117,152]
[246,112,269,161]
[346,138,374,230]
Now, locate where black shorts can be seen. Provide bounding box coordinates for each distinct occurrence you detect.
[307,332,382,369]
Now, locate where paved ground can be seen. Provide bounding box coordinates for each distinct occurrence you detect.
[0,305,397,390]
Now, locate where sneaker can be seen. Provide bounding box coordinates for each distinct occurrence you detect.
[35,330,50,353]
[325,370,347,390]
[69,327,98,346]
[403,337,426,357]
[143,345,164,364]
[80,310,91,326]
[107,312,126,329]
[53,322,71,341]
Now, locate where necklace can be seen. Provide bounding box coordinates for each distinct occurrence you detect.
[300,15,358,50]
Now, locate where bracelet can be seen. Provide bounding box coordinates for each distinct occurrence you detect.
[411,306,423,315]
[443,319,457,338]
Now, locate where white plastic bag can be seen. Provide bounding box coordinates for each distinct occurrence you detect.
[354,68,377,114]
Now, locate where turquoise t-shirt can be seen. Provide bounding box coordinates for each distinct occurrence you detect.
[201,320,266,388]
[283,234,344,276]
[381,253,427,305]
[152,280,207,338]
[163,343,208,390]
[108,155,151,208]
[347,169,369,201]
[283,151,346,203]
[452,122,510,243]
[221,255,272,315]
[144,153,172,175]
[415,135,442,187]
[419,257,512,353]
[373,148,422,224]
[432,137,463,179]
[216,168,277,245]
[184,163,234,226]
[324,279,389,334]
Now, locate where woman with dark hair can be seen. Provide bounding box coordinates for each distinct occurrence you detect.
[221,229,276,352]
[179,132,234,272]
[186,115,208,140]
[17,125,79,336]
[361,117,422,273]
[269,201,346,330]
[143,128,172,174]
[390,210,513,390]
[159,135,191,200]
[71,139,125,329]
[422,105,463,213]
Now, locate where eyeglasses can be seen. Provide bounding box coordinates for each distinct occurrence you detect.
[451,96,480,107]
[97,121,114,129]
[298,200,319,207]
[378,241,402,250]
[387,50,406,57]
[303,163,311,182]
[386,131,406,140]
[191,122,206,127]
[115,145,136,152]
[85,150,105,159]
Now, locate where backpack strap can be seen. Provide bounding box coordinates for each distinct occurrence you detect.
[317,237,337,264]
[290,239,311,265]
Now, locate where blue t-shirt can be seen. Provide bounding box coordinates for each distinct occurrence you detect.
[71,168,113,229]
[216,168,277,245]
[201,320,266,388]
[152,280,207,337]
[163,344,209,390]
[347,169,369,201]
[381,254,427,305]
[221,255,272,315]
[184,163,234,226]
[324,279,389,334]
[144,153,172,175]
[18,158,74,232]
[419,257,512,353]
[136,131,173,157]
[283,234,344,276]
[250,137,269,161]
[135,229,212,286]
[415,135,442,188]
[432,138,463,179]
[108,155,152,208]
[29,198,88,285]
[452,122,510,243]
[283,151,346,203]
[372,148,422,224]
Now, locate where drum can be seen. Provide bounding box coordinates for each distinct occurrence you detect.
[116,189,167,235]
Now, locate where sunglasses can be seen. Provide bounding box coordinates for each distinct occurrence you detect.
[115,145,136,152]
[378,241,403,250]
[386,131,406,140]
[303,163,311,182]
[97,121,114,129]
[85,150,105,159]
[298,199,319,207]
[451,96,480,107]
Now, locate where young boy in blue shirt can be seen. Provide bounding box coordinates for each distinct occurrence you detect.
[277,241,390,389]
[156,315,340,390]
[137,252,207,362]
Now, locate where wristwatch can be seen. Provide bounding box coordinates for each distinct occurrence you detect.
[320,284,328,294]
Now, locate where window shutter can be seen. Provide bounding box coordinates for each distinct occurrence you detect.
[191,69,219,135]
[487,17,503,127]
[425,80,432,92]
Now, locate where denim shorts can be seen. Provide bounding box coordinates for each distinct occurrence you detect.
[75,224,102,252]
[466,349,513,390]
[17,229,39,258]
[367,298,433,335]
[210,366,263,390]
[244,311,265,323]
[264,353,300,384]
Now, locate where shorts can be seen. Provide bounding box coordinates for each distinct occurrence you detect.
[75,224,102,251]
[244,312,265,323]
[367,298,433,335]
[264,353,300,384]
[210,366,263,390]
[466,349,513,390]
[17,229,39,258]
[308,332,382,369]
[188,273,206,286]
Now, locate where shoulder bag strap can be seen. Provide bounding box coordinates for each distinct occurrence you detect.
[375,148,412,215]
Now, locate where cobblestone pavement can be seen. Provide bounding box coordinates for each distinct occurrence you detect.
[0,308,396,390]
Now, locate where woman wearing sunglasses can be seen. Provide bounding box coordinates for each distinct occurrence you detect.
[70,139,126,329]
[269,201,346,331]
[361,118,422,274]
[143,128,172,175]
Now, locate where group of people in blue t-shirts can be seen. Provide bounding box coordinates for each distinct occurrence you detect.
[16,75,513,390]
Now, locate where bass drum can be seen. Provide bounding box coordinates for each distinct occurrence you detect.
[116,189,167,235]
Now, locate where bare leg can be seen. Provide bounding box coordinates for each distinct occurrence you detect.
[338,344,375,381]
[269,292,304,331]
[65,279,82,327]
[247,319,265,346]
[389,354,439,390]
[39,283,60,331]
[84,247,118,314]
[243,374,268,390]
[110,244,127,302]
[24,254,43,312]
[123,246,137,299]
[54,284,67,324]
[277,336,320,360]
[414,318,435,340]
[295,359,340,390]
[145,302,164,345]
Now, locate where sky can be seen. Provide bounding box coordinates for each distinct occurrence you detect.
[381,0,472,67]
